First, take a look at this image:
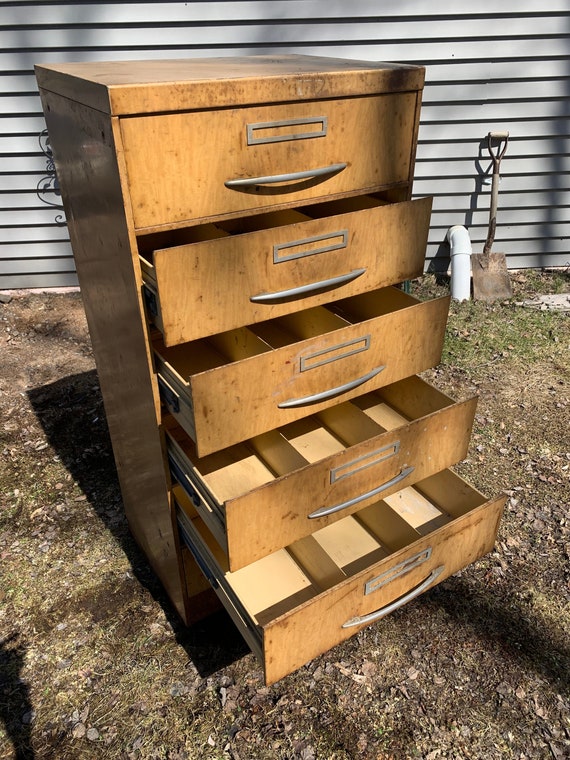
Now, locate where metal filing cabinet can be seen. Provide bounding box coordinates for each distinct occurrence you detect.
[36,56,504,685]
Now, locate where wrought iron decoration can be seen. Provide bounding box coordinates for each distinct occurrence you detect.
[37,129,66,226]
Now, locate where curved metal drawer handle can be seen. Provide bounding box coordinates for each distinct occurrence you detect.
[342,565,445,629]
[308,466,415,519]
[250,268,366,304]
[277,365,385,409]
[225,162,347,189]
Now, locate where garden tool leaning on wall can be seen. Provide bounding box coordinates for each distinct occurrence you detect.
[472,132,513,301]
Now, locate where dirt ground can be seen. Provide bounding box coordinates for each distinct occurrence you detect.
[0,272,569,759]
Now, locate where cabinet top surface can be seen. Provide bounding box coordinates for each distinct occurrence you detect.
[35,54,424,115]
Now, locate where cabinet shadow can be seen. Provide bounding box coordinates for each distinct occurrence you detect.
[424,577,570,695]
[0,633,35,760]
[28,370,249,680]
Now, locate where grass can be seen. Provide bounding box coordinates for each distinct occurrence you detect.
[410,270,570,375]
[443,299,568,372]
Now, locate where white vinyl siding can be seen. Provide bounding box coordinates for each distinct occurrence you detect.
[1,1,569,288]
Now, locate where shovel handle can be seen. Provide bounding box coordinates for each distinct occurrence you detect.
[487,131,509,173]
[483,131,509,257]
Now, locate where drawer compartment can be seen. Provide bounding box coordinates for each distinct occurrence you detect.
[174,470,505,685]
[120,93,419,229]
[154,288,450,456]
[166,375,478,569]
[141,196,432,345]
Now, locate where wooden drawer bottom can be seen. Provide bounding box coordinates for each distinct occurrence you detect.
[174,470,504,685]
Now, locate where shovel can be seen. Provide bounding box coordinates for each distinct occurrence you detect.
[472,132,513,301]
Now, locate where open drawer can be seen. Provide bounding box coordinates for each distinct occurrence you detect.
[174,470,505,685]
[140,196,432,345]
[154,287,451,456]
[165,375,478,569]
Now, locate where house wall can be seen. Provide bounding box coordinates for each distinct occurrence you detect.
[1,1,569,288]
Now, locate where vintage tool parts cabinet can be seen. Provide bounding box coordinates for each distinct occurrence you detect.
[35,56,505,685]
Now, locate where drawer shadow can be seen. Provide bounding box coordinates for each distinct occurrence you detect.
[425,577,569,693]
[28,370,250,678]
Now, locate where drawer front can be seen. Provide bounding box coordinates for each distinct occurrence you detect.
[174,470,505,685]
[145,197,432,345]
[261,491,504,684]
[120,93,418,229]
[155,292,450,456]
[166,376,479,569]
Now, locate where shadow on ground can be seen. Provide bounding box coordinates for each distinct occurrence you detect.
[28,371,249,680]
[0,633,35,760]
[427,579,570,696]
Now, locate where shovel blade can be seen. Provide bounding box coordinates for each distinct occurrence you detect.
[472,252,512,302]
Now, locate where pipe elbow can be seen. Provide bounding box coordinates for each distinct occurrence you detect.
[447,225,473,256]
[447,225,472,301]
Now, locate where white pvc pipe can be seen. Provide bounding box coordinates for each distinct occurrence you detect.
[447,225,472,301]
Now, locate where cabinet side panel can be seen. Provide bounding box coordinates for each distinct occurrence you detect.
[38,89,188,621]
[407,90,423,195]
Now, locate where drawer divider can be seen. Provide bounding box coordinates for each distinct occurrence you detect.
[287,536,346,591]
